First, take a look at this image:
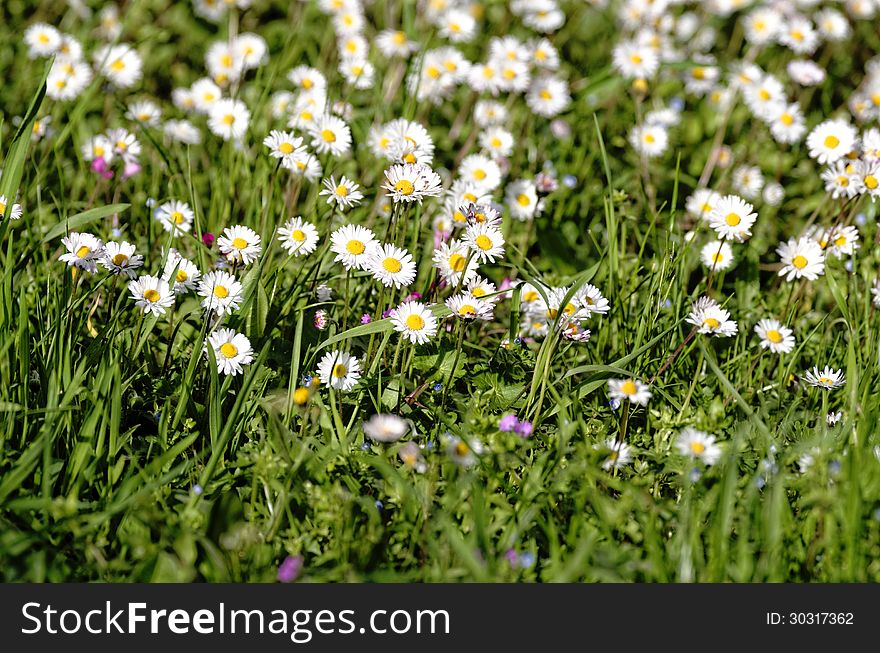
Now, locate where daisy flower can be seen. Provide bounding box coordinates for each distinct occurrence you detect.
[467,276,497,302]
[708,194,757,241]
[367,244,417,289]
[675,428,722,466]
[822,225,860,259]
[526,74,570,117]
[629,124,668,158]
[198,270,244,316]
[162,252,201,295]
[94,44,142,88]
[207,328,254,376]
[686,296,738,337]
[126,99,162,126]
[263,130,305,161]
[59,232,103,273]
[217,225,262,265]
[432,239,480,286]
[700,240,734,271]
[463,223,505,263]
[803,366,845,390]
[821,161,860,199]
[0,195,23,221]
[479,127,514,158]
[776,237,825,281]
[390,301,438,345]
[317,350,361,392]
[155,200,194,235]
[685,189,721,221]
[287,65,327,94]
[277,216,320,257]
[607,378,652,406]
[382,163,443,203]
[458,154,502,192]
[767,102,807,144]
[101,241,144,278]
[611,39,659,79]
[283,152,323,181]
[600,438,633,471]
[320,175,364,209]
[754,319,795,354]
[309,114,352,156]
[128,275,175,316]
[445,292,494,321]
[207,98,250,141]
[330,224,378,270]
[446,435,481,468]
[375,29,418,58]
[363,414,410,443]
[24,23,61,58]
[191,78,222,113]
[806,119,857,165]
[506,180,542,221]
[732,165,764,200]
[575,284,611,316]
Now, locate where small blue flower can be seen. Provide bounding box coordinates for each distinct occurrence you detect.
[361,442,370,451]
[433,382,443,392]
[193,484,203,495]
[563,174,577,188]
[828,460,841,476]
[609,398,621,410]
[519,552,535,568]
[688,467,702,483]
[112,227,123,239]
[145,197,156,208]
[755,475,766,489]
[855,212,866,225]
[302,374,313,386]
[845,260,853,273]
[375,500,383,510]
[670,97,685,111]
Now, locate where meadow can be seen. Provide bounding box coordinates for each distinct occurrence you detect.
[1,0,880,582]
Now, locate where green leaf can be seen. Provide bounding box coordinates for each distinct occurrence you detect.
[42,204,131,243]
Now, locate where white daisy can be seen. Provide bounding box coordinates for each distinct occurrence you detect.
[700,240,734,271]
[463,223,505,263]
[806,119,857,165]
[629,124,668,158]
[367,244,417,289]
[217,225,262,265]
[363,414,410,443]
[445,292,494,321]
[432,239,480,287]
[162,251,201,295]
[59,232,103,273]
[776,237,825,281]
[803,366,845,390]
[101,241,144,278]
[708,194,757,242]
[754,319,795,354]
[277,216,320,257]
[207,98,250,141]
[317,350,361,392]
[675,428,722,466]
[607,378,652,406]
[155,200,194,235]
[198,270,244,316]
[600,438,633,471]
[330,224,379,270]
[686,296,738,337]
[320,175,364,209]
[390,301,438,345]
[382,163,443,203]
[309,114,352,156]
[207,328,254,376]
[128,275,175,316]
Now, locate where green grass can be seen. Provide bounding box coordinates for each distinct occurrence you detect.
[1,0,879,582]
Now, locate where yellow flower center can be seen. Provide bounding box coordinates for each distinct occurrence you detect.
[458,304,476,317]
[818,377,832,385]
[213,285,229,298]
[834,235,847,247]
[110,59,125,71]
[232,237,248,249]
[321,129,337,143]
[692,67,706,80]
[222,114,235,126]
[630,53,642,64]
[426,65,441,79]
[394,180,415,195]
[539,89,552,100]
[865,175,878,189]
[220,342,238,358]
[620,380,638,395]
[38,33,49,44]
[279,142,294,154]
[292,229,306,242]
[336,185,349,197]
[332,363,347,378]
[176,270,188,282]
[405,314,425,330]
[475,234,493,251]
[644,133,655,144]
[824,135,840,149]
[392,31,406,45]
[703,317,720,329]
[490,137,502,148]
[690,441,706,454]
[383,258,402,273]
[454,442,469,457]
[758,89,771,101]
[792,255,808,269]
[112,253,128,266]
[767,329,783,344]
[143,289,160,302]
[449,253,466,271]
[346,240,365,255]
[76,246,90,258]
[473,169,487,181]
[171,211,185,224]
[516,194,531,206]
[780,113,794,126]
[302,78,313,89]
[725,213,741,226]
[221,54,233,67]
